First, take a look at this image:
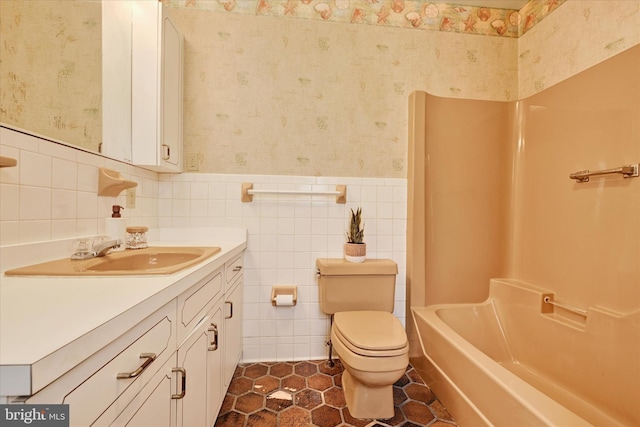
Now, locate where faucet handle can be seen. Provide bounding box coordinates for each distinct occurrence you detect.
[71,239,94,259]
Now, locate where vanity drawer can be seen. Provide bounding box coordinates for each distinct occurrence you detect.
[26,301,176,427]
[177,266,223,343]
[225,254,243,286]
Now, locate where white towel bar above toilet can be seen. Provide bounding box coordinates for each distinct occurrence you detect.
[241,182,347,203]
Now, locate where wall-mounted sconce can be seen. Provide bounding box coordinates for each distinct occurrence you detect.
[98,167,137,197]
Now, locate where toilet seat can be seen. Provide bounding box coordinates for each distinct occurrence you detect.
[333,311,408,357]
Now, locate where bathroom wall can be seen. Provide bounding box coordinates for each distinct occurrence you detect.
[1,0,637,365]
[0,127,407,363]
[0,128,158,246]
[157,173,407,362]
[518,0,640,98]
[0,1,102,152]
[166,8,516,178]
[511,45,639,313]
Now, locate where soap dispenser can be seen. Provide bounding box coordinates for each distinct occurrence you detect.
[105,205,126,251]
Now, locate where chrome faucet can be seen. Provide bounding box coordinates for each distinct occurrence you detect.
[71,239,122,259]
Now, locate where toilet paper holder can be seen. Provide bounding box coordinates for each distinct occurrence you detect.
[271,285,297,306]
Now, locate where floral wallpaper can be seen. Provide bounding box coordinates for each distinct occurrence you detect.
[1,0,638,178]
[163,0,567,38]
[0,0,102,152]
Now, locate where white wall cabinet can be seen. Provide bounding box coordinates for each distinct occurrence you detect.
[131,1,183,172]
[21,253,244,427]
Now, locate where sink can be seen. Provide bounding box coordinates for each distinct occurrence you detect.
[4,246,221,276]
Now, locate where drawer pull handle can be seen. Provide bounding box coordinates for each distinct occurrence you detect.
[225,301,233,319]
[208,323,219,351]
[172,367,187,399]
[117,353,157,379]
[232,266,242,272]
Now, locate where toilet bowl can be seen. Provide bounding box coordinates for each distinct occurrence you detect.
[316,258,408,419]
[331,310,409,419]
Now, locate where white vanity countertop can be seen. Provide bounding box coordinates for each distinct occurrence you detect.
[0,228,247,396]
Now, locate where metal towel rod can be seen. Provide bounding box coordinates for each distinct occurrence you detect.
[569,163,638,183]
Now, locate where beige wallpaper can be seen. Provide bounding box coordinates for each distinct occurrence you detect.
[1,1,638,178]
[168,8,515,178]
[168,0,639,177]
[0,0,102,152]
[518,0,640,98]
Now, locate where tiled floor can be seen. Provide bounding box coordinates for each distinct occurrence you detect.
[215,359,457,427]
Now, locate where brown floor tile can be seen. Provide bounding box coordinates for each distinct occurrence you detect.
[401,401,435,425]
[323,386,346,408]
[342,407,372,427]
[266,392,294,412]
[235,391,265,413]
[270,362,294,378]
[254,375,280,394]
[307,372,333,391]
[404,382,436,404]
[295,389,323,410]
[392,385,408,406]
[281,374,306,392]
[429,400,455,422]
[279,406,312,427]
[218,394,235,415]
[227,376,253,395]
[247,409,277,427]
[215,410,245,427]
[244,363,270,379]
[215,361,458,427]
[294,361,319,376]
[311,405,342,427]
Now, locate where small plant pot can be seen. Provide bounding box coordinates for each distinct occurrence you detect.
[344,242,366,263]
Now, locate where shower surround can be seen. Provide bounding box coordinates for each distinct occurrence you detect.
[407,45,639,426]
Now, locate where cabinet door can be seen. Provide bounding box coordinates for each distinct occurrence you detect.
[223,277,244,388]
[131,1,183,172]
[176,317,209,427]
[103,356,176,427]
[160,16,182,169]
[206,302,224,427]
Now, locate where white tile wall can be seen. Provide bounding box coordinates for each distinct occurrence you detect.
[0,127,159,245]
[1,127,408,364]
[159,173,407,363]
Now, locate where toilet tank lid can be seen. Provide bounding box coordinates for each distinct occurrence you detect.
[316,258,397,276]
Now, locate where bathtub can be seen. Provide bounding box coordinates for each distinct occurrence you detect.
[411,279,639,427]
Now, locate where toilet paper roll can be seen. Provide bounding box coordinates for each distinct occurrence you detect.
[274,294,294,307]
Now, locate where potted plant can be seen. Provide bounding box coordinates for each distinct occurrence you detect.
[344,207,366,263]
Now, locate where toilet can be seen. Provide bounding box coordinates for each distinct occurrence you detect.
[316,258,409,420]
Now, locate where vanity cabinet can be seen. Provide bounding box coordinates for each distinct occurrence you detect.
[131,1,183,173]
[25,300,177,426]
[223,254,244,388]
[18,252,244,427]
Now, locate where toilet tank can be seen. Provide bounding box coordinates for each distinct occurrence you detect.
[316,258,398,314]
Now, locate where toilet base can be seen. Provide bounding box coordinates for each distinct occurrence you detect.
[342,369,395,420]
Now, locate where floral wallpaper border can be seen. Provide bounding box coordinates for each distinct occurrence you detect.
[163,0,566,38]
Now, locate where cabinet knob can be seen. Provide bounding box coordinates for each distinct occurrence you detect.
[232,266,242,272]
